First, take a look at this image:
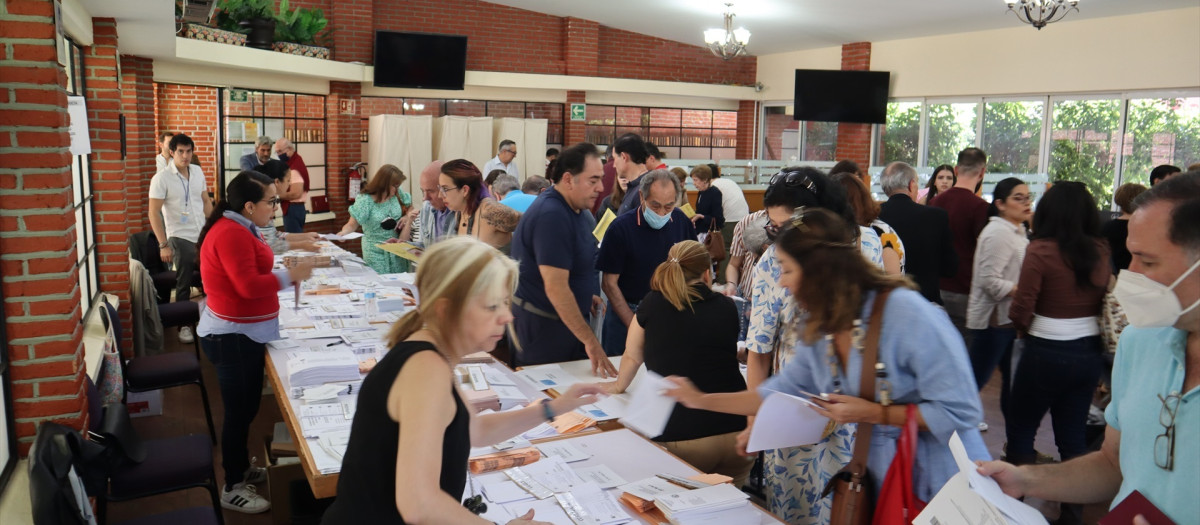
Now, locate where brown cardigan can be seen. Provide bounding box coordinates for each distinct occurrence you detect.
[1009,238,1111,333]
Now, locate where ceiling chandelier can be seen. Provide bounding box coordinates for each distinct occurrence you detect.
[1005,0,1080,30]
[704,3,750,60]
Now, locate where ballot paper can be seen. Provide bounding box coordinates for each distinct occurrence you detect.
[516,364,572,390]
[483,366,519,387]
[483,480,536,504]
[567,482,634,525]
[745,390,831,452]
[654,483,751,521]
[915,431,1048,525]
[913,472,1010,525]
[321,232,363,241]
[617,371,675,439]
[519,456,587,493]
[521,420,559,441]
[316,428,351,462]
[574,394,626,422]
[536,441,591,463]
[573,465,627,489]
[286,350,361,388]
[298,403,352,437]
[617,477,687,502]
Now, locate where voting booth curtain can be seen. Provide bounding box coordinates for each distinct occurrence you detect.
[367,115,434,197]
[433,116,494,173]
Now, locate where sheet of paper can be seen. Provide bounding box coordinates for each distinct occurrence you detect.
[617,371,675,439]
[322,232,363,241]
[573,465,627,489]
[593,208,616,242]
[616,477,686,502]
[375,242,423,262]
[519,456,586,493]
[654,483,749,514]
[503,498,573,525]
[536,441,591,463]
[949,432,1048,525]
[483,480,536,504]
[298,403,352,437]
[913,472,1009,525]
[483,366,518,386]
[575,394,626,422]
[516,365,572,390]
[571,481,634,525]
[745,390,830,452]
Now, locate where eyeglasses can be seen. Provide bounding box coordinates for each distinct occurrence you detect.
[261,197,280,207]
[769,169,819,195]
[502,149,517,155]
[1006,193,1031,204]
[1154,392,1180,471]
[438,185,461,194]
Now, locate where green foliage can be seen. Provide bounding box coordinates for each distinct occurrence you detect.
[883,103,920,165]
[981,101,1042,173]
[214,0,274,33]
[274,0,331,46]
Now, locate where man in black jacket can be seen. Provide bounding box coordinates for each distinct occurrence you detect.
[878,161,958,304]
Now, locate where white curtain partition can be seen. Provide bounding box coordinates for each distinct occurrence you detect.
[434,116,495,173]
[367,114,433,197]
[492,117,548,181]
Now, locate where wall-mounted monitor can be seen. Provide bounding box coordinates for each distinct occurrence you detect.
[793,69,890,124]
[374,31,468,90]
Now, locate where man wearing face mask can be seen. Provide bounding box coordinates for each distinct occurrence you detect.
[595,170,697,357]
[979,172,1200,523]
[274,138,309,233]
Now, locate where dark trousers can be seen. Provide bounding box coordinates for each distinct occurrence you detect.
[283,203,307,233]
[201,332,266,488]
[601,301,638,357]
[168,237,198,302]
[510,304,588,367]
[1005,335,1103,464]
[969,326,1016,416]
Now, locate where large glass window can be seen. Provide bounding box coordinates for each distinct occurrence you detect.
[1050,98,1121,205]
[588,105,737,161]
[925,102,978,167]
[65,39,98,318]
[221,89,328,201]
[1121,96,1200,186]
[758,105,837,163]
[879,101,921,166]
[981,100,1044,173]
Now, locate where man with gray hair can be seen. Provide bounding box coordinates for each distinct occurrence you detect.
[499,175,550,214]
[595,169,697,356]
[274,137,310,232]
[239,136,273,171]
[483,139,521,180]
[878,161,958,304]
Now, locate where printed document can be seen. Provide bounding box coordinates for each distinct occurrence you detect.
[617,371,675,439]
[745,390,830,452]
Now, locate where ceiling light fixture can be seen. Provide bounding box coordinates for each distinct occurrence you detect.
[1005,0,1080,30]
[703,3,750,60]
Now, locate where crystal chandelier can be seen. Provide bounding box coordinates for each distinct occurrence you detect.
[704,3,750,60]
[1005,0,1080,30]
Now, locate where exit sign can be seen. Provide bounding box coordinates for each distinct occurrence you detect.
[229,89,248,102]
[570,103,586,121]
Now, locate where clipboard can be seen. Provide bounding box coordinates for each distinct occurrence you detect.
[376,242,423,262]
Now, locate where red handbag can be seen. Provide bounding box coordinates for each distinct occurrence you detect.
[872,404,925,525]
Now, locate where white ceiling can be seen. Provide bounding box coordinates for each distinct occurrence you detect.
[487,0,1200,55]
[77,0,1198,61]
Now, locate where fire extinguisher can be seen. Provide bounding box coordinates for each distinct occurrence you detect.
[347,162,366,203]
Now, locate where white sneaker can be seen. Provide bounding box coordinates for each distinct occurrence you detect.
[178,326,194,344]
[221,482,270,514]
[244,457,268,485]
[978,421,990,432]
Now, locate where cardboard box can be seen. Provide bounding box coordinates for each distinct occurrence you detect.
[264,436,306,525]
[126,390,163,418]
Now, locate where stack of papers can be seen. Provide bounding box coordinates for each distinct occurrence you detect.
[618,371,676,439]
[914,432,1048,525]
[654,483,753,525]
[286,350,362,388]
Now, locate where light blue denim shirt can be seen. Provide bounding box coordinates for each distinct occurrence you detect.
[759,288,991,502]
[196,211,290,343]
[1104,326,1199,521]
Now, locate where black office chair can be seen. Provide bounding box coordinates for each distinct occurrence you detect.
[128,231,202,303]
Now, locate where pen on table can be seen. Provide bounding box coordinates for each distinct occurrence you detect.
[294,281,300,312]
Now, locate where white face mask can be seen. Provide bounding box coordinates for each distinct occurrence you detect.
[1113,258,1200,328]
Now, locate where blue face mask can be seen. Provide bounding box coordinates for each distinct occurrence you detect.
[278,153,289,162]
[642,206,670,230]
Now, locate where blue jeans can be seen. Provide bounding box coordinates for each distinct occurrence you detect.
[601,301,638,357]
[200,333,266,488]
[283,203,307,233]
[969,326,1016,416]
[1005,335,1103,465]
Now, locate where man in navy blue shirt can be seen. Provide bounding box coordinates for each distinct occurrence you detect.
[597,169,697,356]
[613,133,651,216]
[509,143,617,377]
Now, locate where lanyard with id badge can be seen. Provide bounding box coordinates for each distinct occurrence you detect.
[177,170,192,224]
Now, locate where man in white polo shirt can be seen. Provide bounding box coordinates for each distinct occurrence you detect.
[148,133,213,343]
[483,139,520,181]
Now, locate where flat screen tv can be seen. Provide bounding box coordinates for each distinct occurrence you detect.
[374,31,468,90]
[793,69,890,124]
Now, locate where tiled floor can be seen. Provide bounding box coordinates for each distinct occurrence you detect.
[106,329,1111,524]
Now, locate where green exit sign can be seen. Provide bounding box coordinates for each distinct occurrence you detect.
[229,89,248,102]
[570,103,586,121]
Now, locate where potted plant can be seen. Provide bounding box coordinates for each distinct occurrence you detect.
[273,0,332,59]
[178,0,247,45]
[215,0,276,50]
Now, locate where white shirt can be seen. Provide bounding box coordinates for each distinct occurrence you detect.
[483,155,520,181]
[155,154,169,173]
[149,161,208,243]
[966,216,1028,329]
[710,177,749,223]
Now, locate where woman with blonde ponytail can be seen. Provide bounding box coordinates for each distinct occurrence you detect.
[323,237,605,525]
[603,240,753,487]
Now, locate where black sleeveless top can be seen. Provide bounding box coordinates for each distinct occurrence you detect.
[322,341,470,523]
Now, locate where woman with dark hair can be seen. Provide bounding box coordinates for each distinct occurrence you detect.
[1006,181,1110,523]
[438,159,520,250]
[741,168,884,524]
[688,164,725,233]
[249,160,320,254]
[667,207,989,509]
[337,164,413,273]
[1102,182,1148,274]
[604,240,753,486]
[966,177,1031,419]
[196,171,314,514]
[920,164,956,204]
[595,167,628,221]
[832,171,906,275]
[830,159,863,179]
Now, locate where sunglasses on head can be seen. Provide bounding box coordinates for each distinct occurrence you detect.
[769,169,819,195]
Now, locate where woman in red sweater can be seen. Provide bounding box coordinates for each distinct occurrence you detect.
[196,170,313,514]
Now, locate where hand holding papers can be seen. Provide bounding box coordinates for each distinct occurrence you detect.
[914,431,1048,525]
[617,371,676,439]
[321,231,363,241]
[744,391,831,452]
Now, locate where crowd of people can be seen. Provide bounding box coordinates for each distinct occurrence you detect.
[161,126,1198,523]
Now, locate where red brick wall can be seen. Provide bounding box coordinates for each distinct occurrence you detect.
[326,82,361,225]
[736,100,756,159]
[834,42,872,172]
[155,83,220,195]
[597,26,756,85]
[565,91,586,145]
[0,0,89,454]
[564,17,599,77]
[122,56,155,235]
[329,0,371,63]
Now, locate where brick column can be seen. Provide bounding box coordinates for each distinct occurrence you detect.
[735,100,756,160]
[563,17,598,77]
[564,90,586,146]
[0,0,89,454]
[326,81,361,224]
[835,42,873,177]
[121,56,155,235]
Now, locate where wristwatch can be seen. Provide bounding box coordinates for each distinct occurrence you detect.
[539,399,556,422]
[158,241,170,249]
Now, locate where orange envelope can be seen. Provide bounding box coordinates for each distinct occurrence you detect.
[467,447,541,474]
[549,411,597,434]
